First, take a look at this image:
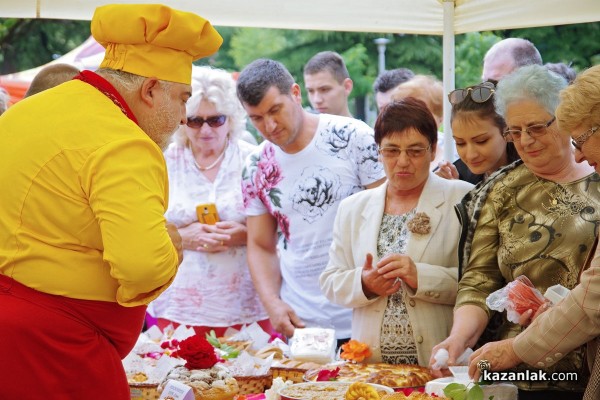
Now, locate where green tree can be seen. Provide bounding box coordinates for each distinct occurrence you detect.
[498,23,600,72]
[0,18,89,74]
[454,32,501,87]
[1,17,597,98]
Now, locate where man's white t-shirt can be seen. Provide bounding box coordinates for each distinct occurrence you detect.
[242,114,385,339]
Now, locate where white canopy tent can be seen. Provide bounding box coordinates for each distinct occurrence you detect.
[1,0,599,159]
[1,0,598,35]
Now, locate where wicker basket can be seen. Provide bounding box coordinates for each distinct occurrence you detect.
[234,373,273,394]
[129,382,160,400]
[269,367,309,384]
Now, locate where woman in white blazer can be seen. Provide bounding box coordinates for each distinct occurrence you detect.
[320,98,473,366]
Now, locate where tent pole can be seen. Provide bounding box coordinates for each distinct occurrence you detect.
[442,0,456,162]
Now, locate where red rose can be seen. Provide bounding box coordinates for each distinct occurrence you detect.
[177,335,218,369]
[316,367,340,382]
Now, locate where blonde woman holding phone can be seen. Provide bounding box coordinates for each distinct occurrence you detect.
[147,67,270,337]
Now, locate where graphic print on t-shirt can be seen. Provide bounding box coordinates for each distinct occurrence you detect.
[291,166,341,223]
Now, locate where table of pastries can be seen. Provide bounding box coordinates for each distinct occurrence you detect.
[125,325,517,400]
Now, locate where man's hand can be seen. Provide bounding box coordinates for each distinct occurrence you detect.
[266,298,305,337]
[166,222,183,264]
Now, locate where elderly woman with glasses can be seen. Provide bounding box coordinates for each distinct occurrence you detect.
[431,65,600,400]
[436,80,520,185]
[320,98,473,366]
[147,66,270,337]
[459,64,600,400]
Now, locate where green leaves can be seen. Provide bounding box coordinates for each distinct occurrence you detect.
[443,382,488,400]
[468,383,484,400]
[444,383,468,400]
[205,330,240,360]
[205,330,221,347]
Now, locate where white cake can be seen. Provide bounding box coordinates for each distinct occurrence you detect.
[289,328,336,364]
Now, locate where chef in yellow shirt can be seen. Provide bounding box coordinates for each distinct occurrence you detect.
[0,4,222,399]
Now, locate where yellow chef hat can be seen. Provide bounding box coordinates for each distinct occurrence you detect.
[91,4,223,85]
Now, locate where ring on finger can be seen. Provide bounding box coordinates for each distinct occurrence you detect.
[202,243,208,249]
[477,359,491,373]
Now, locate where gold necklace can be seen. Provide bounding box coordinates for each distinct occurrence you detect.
[533,174,560,206]
[191,141,228,171]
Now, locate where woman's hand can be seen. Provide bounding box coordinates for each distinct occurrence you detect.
[429,335,470,378]
[361,253,401,298]
[178,222,230,253]
[517,302,550,326]
[376,253,418,289]
[435,161,459,180]
[213,220,247,247]
[468,338,522,381]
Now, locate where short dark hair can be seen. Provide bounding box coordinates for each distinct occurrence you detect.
[303,51,349,84]
[373,68,415,94]
[374,97,437,148]
[236,59,295,106]
[25,63,80,98]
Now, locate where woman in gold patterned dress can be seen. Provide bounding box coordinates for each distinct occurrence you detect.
[431,65,599,400]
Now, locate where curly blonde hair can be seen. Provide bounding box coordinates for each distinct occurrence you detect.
[556,65,600,133]
[173,66,247,146]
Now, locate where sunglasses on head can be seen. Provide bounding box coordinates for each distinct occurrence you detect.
[448,81,495,105]
[186,115,227,129]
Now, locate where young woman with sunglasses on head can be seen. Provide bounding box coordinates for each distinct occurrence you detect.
[147,66,271,337]
[431,65,600,400]
[436,80,520,185]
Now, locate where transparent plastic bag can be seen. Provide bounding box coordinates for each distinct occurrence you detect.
[486,275,547,324]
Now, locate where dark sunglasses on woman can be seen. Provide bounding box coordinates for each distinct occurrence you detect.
[448,81,495,105]
[186,115,227,129]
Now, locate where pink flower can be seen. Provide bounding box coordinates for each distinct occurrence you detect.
[242,179,258,208]
[274,211,290,241]
[255,145,283,192]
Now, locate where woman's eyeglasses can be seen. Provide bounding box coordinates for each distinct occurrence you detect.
[186,115,227,129]
[572,126,600,150]
[448,81,495,105]
[503,116,555,142]
[379,145,431,159]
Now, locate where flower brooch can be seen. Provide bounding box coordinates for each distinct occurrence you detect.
[407,212,431,235]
